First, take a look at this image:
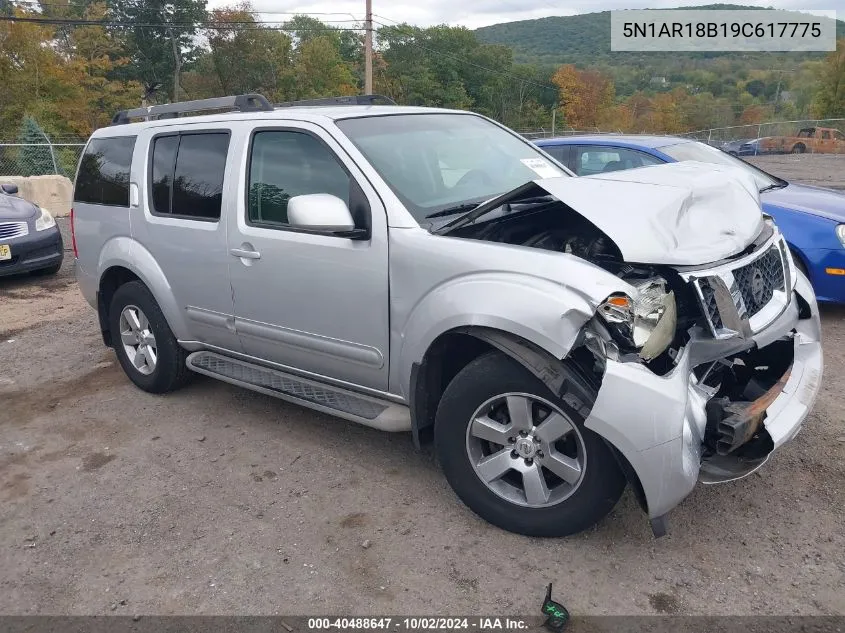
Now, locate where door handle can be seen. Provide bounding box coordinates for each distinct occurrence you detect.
[230,248,261,260]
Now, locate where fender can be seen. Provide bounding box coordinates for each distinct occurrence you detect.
[97,236,190,340]
[395,272,607,399]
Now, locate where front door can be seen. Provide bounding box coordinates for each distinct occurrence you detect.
[228,122,390,391]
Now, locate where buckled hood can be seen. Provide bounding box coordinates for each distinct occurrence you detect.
[439,161,765,267]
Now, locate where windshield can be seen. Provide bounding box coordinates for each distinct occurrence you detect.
[335,113,568,223]
[660,141,781,191]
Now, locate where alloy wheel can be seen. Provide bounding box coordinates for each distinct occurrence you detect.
[465,392,587,508]
[119,305,157,376]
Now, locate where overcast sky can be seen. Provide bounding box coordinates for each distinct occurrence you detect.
[211,0,842,29]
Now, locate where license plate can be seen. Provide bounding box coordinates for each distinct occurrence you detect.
[0,244,10,261]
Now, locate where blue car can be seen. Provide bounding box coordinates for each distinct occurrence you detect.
[535,135,845,304]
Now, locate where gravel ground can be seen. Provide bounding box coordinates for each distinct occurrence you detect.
[1,164,844,617]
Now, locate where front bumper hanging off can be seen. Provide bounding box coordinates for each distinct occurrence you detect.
[583,270,822,535]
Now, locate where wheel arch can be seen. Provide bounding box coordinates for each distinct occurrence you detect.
[96,238,189,346]
[409,326,598,448]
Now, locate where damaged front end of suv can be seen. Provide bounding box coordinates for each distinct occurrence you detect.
[431,160,823,536]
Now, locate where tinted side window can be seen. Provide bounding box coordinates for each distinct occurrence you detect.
[74,136,136,206]
[541,144,570,165]
[151,135,179,214]
[821,130,831,139]
[173,134,229,220]
[247,131,350,226]
[149,132,229,220]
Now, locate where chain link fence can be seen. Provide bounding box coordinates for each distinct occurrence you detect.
[0,141,86,179]
[678,118,845,155]
[516,128,624,139]
[519,119,845,157]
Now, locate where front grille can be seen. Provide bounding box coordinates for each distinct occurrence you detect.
[0,222,28,240]
[698,280,724,330]
[732,246,785,317]
[692,240,789,338]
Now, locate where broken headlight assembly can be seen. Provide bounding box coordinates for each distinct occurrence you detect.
[597,279,677,361]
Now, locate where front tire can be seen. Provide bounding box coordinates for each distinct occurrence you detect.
[109,281,191,394]
[434,351,626,537]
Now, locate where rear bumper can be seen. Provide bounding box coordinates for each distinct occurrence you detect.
[584,271,822,521]
[0,226,63,277]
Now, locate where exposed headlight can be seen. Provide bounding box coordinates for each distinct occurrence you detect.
[836,224,845,248]
[598,279,677,361]
[35,207,56,231]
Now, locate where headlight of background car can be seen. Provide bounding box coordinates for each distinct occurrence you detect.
[597,279,676,361]
[836,224,845,248]
[34,207,56,231]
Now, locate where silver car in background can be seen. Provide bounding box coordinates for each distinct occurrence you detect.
[72,94,822,537]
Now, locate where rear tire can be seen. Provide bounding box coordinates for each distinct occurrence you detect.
[434,351,626,537]
[109,281,191,394]
[791,144,806,154]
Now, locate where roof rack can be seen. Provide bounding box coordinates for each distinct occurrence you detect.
[275,94,397,108]
[111,93,273,125]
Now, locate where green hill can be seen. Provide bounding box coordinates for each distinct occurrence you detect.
[475,5,845,68]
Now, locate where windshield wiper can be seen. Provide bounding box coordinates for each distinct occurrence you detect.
[759,182,787,193]
[424,202,481,219]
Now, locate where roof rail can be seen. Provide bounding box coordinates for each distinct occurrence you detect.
[275,94,397,108]
[111,93,273,125]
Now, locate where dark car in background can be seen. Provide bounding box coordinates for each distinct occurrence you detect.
[535,135,845,304]
[720,138,763,156]
[0,183,63,277]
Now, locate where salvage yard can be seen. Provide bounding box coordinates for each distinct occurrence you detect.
[1,156,844,617]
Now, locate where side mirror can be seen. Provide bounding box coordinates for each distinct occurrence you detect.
[287,193,365,238]
[1,183,19,195]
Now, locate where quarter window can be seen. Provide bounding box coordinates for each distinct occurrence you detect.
[74,136,136,206]
[247,130,350,226]
[149,132,229,220]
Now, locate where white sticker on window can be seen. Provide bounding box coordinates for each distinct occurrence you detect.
[520,158,564,179]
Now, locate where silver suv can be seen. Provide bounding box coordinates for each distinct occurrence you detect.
[73,93,822,538]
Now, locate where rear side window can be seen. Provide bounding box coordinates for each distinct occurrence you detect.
[150,132,229,220]
[74,136,136,206]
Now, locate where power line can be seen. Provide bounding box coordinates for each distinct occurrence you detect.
[11,0,363,17]
[0,15,367,30]
[372,16,558,92]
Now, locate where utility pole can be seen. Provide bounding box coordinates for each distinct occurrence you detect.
[364,0,373,94]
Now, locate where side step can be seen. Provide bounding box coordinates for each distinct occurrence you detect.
[186,351,411,432]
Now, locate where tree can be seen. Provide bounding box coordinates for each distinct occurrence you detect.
[17,116,56,176]
[107,0,207,101]
[292,36,357,100]
[190,4,294,100]
[812,38,845,118]
[551,65,614,128]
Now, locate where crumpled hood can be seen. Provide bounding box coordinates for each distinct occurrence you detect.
[0,191,39,221]
[536,161,765,266]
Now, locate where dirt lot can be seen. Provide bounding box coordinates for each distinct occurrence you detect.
[748,154,845,190]
[1,161,844,617]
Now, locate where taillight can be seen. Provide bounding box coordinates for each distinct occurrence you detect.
[70,207,78,258]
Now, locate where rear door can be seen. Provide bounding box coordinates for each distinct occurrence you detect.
[131,125,240,351]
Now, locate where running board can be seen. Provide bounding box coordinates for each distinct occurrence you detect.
[186,351,411,432]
